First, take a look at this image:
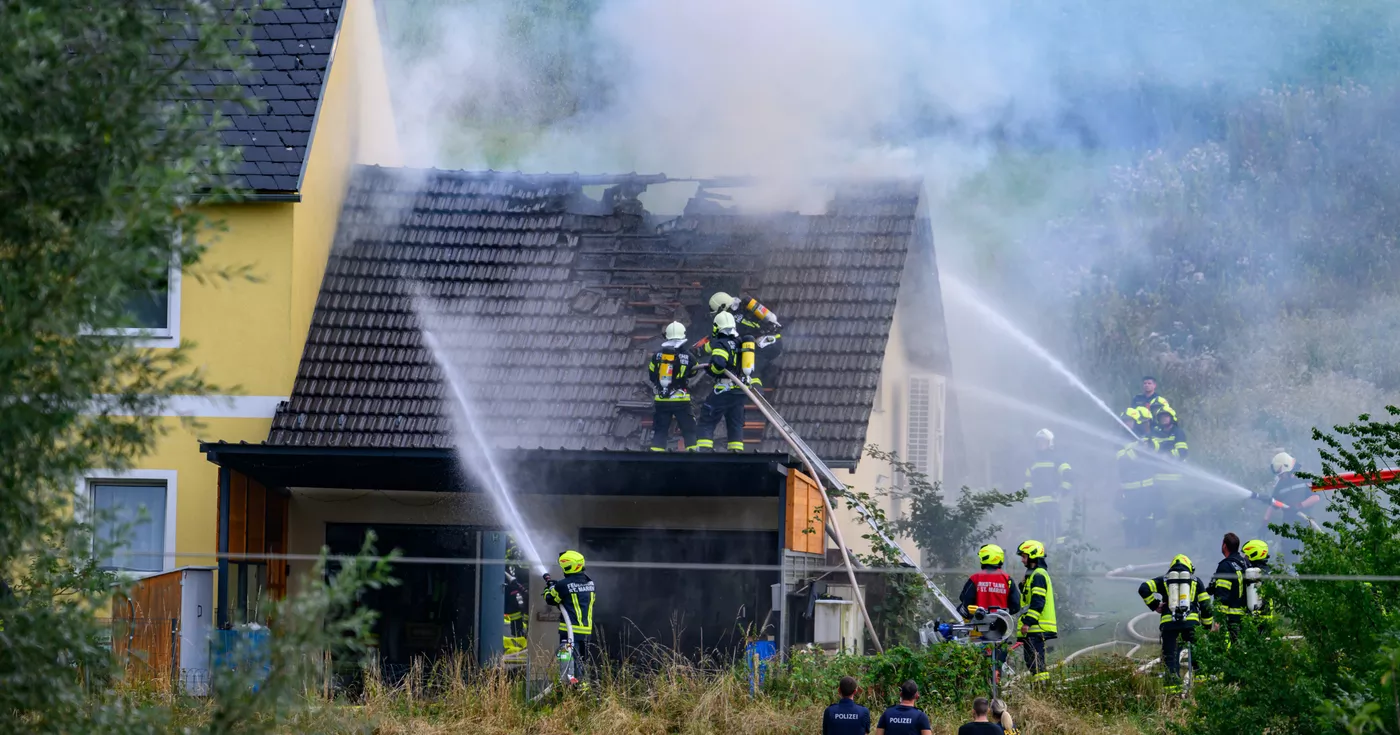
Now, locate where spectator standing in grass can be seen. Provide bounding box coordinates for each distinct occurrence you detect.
[957,697,1005,735]
[875,681,933,735]
[823,676,871,735]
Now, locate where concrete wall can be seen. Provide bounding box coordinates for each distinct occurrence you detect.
[285,489,781,669]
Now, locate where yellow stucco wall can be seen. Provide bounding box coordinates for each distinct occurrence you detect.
[124,0,401,574]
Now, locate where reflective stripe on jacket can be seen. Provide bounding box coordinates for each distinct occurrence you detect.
[1020,565,1057,636]
[543,572,596,635]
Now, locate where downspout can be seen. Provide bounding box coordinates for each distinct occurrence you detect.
[216,466,231,628]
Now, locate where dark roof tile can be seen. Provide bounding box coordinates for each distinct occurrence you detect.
[269,166,925,462]
[187,0,342,193]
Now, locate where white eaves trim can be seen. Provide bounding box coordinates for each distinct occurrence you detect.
[93,394,286,419]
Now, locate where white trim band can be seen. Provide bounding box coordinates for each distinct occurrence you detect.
[95,395,286,419]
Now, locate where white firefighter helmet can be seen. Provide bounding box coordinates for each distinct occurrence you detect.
[713,311,737,334]
[1271,452,1296,475]
[664,321,686,340]
[709,292,735,315]
[1035,428,1054,445]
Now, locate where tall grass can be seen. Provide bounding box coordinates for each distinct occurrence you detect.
[158,648,1169,734]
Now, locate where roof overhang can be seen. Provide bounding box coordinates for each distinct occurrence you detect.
[201,443,794,498]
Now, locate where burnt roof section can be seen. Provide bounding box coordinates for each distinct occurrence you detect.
[172,0,344,194]
[268,166,925,463]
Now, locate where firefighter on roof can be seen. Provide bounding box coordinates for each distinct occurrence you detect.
[709,291,783,388]
[1016,540,1057,686]
[543,550,596,686]
[1138,553,1213,693]
[647,321,699,451]
[695,311,750,452]
[1024,429,1072,546]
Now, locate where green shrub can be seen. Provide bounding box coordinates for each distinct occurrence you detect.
[764,644,989,709]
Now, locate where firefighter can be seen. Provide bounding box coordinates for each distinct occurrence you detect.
[695,311,750,452]
[1116,426,1159,548]
[709,291,783,388]
[1023,430,1072,546]
[647,321,699,451]
[1209,532,1249,641]
[959,544,1023,618]
[960,543,1021,676]
[1261,452,1321,557]
[1120,405,1153,436]
[1138,554,1213,693]
[1242,539,1275,632]
[503,568,529,655]
[1132,376,1172,418]
[543,550,596,686]
[1149,407,1187,509]
[1016,540,1057,685]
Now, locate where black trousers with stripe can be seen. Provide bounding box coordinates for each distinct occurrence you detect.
[650,400,697,450]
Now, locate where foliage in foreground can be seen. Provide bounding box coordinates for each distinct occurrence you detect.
[1177,407,1400,735]
[147,647,1162,735]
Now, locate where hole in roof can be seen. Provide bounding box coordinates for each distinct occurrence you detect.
[706,183,834,215]
[637,181,700,216]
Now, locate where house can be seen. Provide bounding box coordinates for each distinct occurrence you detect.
[199,166,958,670]
[84,0,399,578]
[95,1,959,672]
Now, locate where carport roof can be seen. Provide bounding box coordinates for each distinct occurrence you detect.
[201,441,794,497]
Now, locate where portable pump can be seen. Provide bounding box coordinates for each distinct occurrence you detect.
[1244,566,1263,612]
[1166,569,1192,620]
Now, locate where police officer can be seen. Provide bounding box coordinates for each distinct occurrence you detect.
[1138,554,1213,693]
[543,550,596,686]
[1116,427,1159,548]
[959,544,1022,618]
[1023,430,1072,546]
[647,321,699,451]
[1242,539,1275,631]
[695,312,750,452]
[709,292,783,388]
[1016,540,1057,685]
[1209,532,1249,641]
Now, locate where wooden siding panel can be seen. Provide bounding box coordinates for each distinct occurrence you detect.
[785,469,826,554]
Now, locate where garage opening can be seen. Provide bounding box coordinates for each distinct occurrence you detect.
[579,528,778,662]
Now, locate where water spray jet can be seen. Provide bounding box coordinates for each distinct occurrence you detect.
[941,275,1136,437]
[416,301,548,576]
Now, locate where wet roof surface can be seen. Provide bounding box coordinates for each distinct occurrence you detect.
[268,166,924,463]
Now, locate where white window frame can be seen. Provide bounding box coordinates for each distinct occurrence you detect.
[83,252,182,347]
[78,469,178,575]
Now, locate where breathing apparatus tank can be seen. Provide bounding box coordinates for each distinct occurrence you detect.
[740,336,756,379]
[1166,569,1191,620]
[658,351,675,392]
[1245,566,1263,612]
